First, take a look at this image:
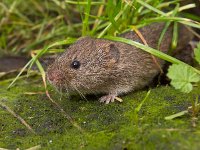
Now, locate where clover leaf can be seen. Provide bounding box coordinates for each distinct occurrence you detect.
[167,64,200,93]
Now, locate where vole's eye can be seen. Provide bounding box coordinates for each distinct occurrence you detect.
[71,60,81,69]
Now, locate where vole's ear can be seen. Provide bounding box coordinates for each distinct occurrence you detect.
[105,43,120,68]
[108,44,120,63]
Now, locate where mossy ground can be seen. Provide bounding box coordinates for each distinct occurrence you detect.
[0,76,200,150]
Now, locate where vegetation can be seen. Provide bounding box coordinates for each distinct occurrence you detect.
[0,0,200,149]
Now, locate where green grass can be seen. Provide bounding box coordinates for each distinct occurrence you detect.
[1,0,199,55]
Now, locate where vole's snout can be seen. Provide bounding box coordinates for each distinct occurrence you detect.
[47,69,63,85]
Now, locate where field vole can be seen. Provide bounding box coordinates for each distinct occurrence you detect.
[47,23,192,104]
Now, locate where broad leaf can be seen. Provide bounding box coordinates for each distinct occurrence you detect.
[167,64,200,93]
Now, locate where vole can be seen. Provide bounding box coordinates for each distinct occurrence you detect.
[47,23,193,104]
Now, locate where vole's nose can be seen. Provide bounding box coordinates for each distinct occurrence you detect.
[47,70,63,83]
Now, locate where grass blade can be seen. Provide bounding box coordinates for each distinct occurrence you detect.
[82,0,91,36]
[136,0,167,16]
[7,59,32,89]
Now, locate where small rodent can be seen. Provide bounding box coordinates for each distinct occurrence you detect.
[47,23,192,104]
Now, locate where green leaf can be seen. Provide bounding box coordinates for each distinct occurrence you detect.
[82,0,91,36]
[136,0,167,16]
[194,42,200,64]
[167,64,200,93]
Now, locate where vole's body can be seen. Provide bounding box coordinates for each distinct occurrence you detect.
[47,23,192,103]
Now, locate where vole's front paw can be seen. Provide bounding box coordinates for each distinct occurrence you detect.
[99,94,123,104]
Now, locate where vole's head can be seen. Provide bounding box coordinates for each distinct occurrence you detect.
[47,37,120,94]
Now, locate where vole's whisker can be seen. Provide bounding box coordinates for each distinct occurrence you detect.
[65,88,70,99]
[55,85,61,94]
[64,81,70,99]
[59,90,63,100]
[58,84,64,100]
[55,84,63,96]
[79,82,89,90]
[70,83,87,101]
